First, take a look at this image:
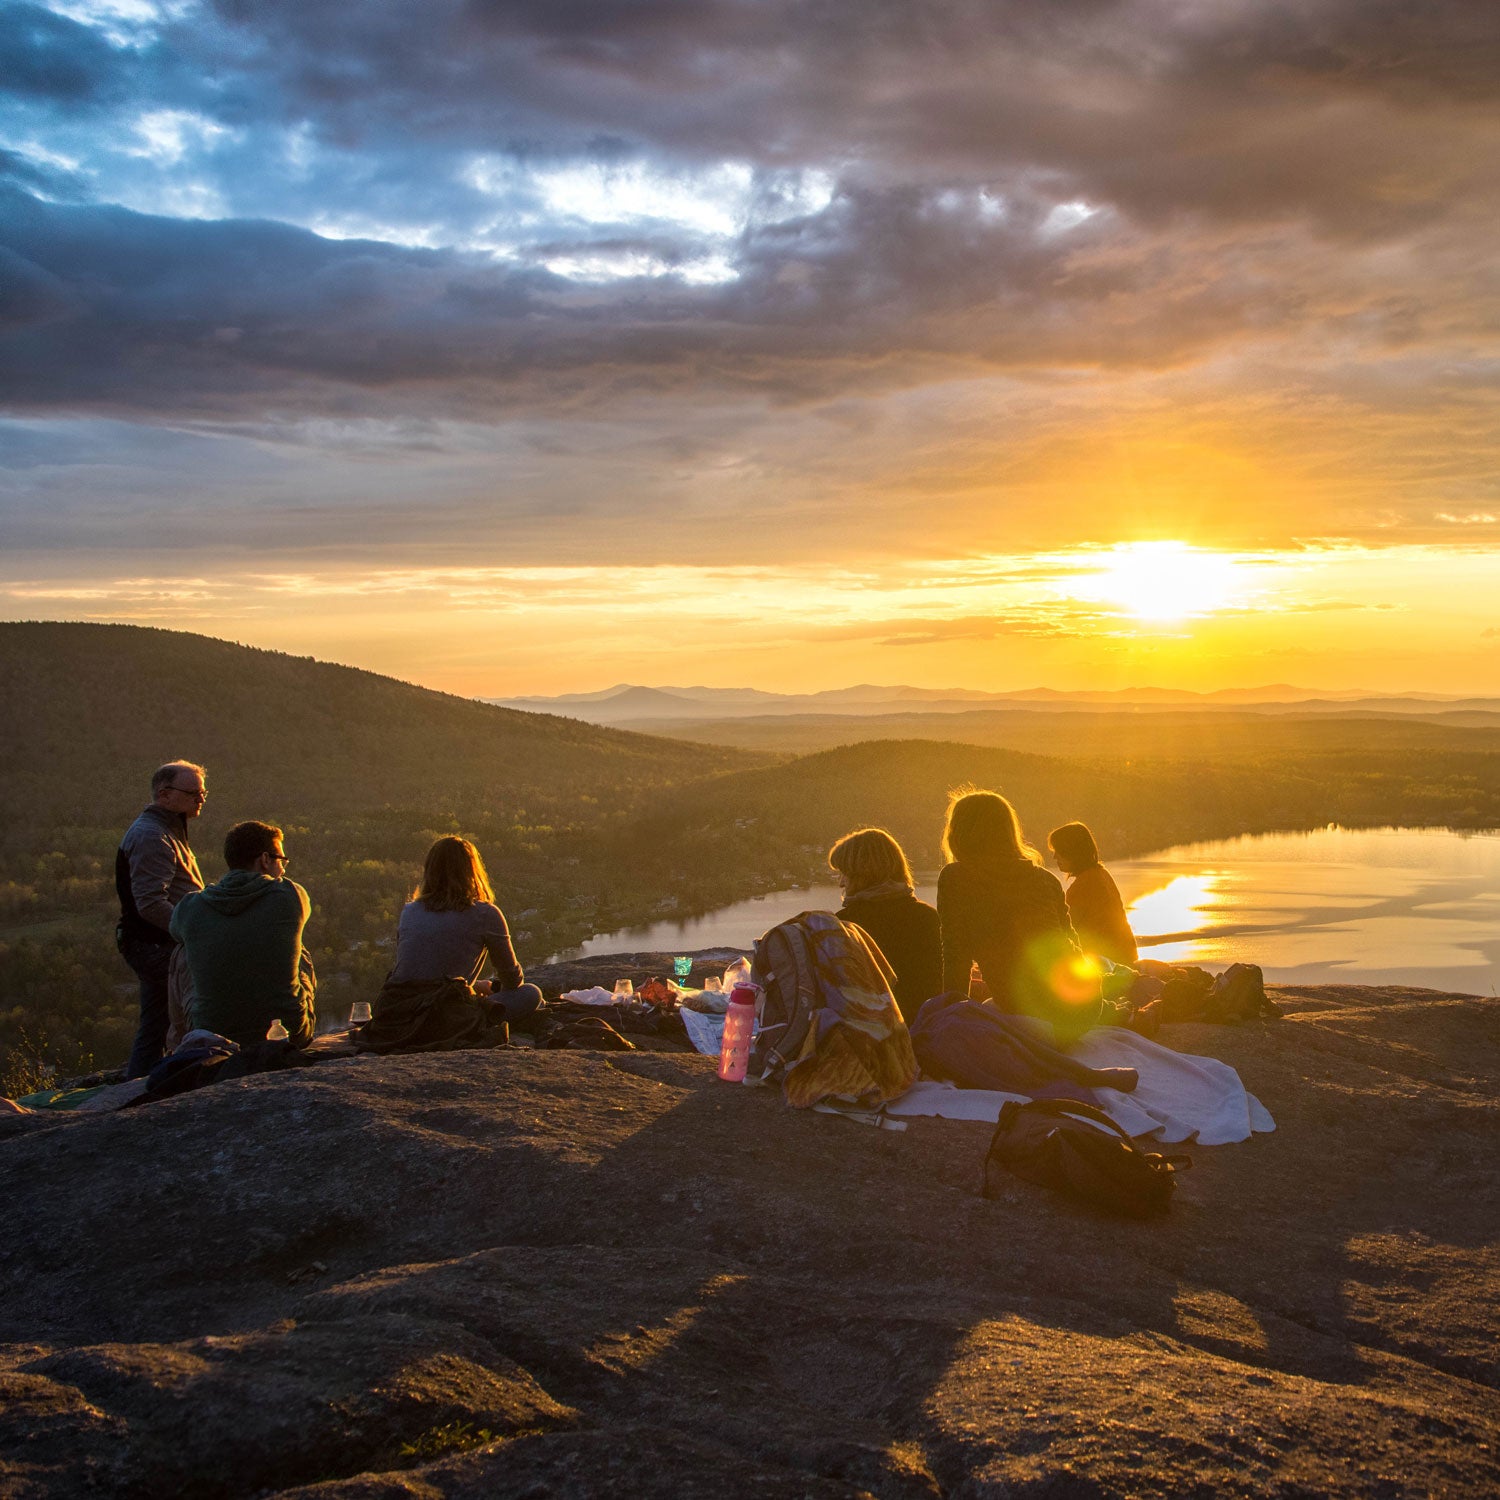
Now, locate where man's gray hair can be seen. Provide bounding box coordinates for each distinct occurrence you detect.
[151,760,207,796]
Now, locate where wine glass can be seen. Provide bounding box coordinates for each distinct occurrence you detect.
[349,1001,371,1030]
[612,978,634,1004]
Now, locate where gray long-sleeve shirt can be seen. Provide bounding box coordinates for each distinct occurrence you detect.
[116,803,204,939]
[387,900,524,989]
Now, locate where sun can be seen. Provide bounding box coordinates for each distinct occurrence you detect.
[1081,541,1246,621]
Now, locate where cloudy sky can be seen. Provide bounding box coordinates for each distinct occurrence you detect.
[2,0,1497,695]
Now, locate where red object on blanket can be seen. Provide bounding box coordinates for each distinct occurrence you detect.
[637,977,676,1008]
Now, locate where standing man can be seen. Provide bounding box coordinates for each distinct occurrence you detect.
[171,820,317,1050]
[117,761,207,1077]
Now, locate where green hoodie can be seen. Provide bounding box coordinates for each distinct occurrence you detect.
[170,870,316,1048]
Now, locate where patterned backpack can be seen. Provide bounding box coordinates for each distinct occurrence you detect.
[748,911,917,1109]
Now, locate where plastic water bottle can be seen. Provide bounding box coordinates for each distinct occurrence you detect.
[717,983,757,1082]
[266,1018,289,1042]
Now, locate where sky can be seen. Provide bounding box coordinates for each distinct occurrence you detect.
[1,0,1498,696]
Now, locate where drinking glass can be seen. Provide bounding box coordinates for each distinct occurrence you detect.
[612,979,634,1003]
[349,1001,372,1027]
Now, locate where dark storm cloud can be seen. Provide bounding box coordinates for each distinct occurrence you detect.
[0,0,1496,558]
[162,0,1500,229]
[4,169,1487,421]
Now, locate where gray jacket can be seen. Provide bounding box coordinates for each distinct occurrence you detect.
[116,803,204,940]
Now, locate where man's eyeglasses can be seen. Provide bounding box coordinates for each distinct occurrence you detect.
[269,852,290,867]
[170,784,207,801]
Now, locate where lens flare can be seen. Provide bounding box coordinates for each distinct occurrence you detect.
[1050,950,1105,1005]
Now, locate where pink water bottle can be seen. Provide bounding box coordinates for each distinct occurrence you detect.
[718,983,757,1082]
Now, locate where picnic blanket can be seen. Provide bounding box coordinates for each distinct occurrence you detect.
[888,1025,1274,1144]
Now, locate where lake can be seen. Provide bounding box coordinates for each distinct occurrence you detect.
[553,825,1500,995]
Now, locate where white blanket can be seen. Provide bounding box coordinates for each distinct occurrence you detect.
[887,1027,1274,1145]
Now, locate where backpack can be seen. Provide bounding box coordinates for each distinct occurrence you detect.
[749,911,917,1109]
[982,1097,1190,1217]
[1203,962,1280,1023]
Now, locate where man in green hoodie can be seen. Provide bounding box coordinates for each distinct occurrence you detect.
[171,821,317,1049]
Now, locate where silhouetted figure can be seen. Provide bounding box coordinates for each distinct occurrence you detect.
[937,789,1099,1041]
[1049,820,1139,966]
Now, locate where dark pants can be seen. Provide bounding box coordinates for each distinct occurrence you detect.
[487,982,543,1025]
[121,933,173,1079]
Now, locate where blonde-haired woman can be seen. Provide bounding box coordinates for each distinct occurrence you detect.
[936,790,1097,1040]
[387,836,541,1022]
[829,827,941,1022]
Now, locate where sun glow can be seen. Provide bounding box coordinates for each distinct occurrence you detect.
[1080,542,1248,622]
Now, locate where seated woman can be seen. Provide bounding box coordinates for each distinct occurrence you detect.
[387,836,542,1024]
[1048,821,1139,966]
[830,827,941,1024]
[937,789,1100,1041]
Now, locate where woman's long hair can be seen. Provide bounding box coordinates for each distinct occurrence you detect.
[413,836,495,912]
[942,788,1042,866]
[828,826,914,898]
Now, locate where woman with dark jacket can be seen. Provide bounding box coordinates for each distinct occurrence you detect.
[830,827,941,1024]
[937,790,1100,1040]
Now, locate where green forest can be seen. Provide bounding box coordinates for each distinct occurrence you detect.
[4,623,1499,1089]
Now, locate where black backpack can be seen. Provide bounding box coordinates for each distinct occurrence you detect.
[982,1097,1190,1217]
[1203,962,1280,1023]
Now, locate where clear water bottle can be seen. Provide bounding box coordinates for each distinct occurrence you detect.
[717,983,758,1082]
[722,956,752,993]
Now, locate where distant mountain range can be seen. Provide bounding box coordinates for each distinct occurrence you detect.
[488,682,1500,725]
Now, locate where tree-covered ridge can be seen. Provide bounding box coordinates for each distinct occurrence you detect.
[0,622,750,824]
[621,705,1500,779]
[608,734,1500,921]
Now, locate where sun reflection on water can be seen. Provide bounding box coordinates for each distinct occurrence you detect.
[1128,873,1221,961]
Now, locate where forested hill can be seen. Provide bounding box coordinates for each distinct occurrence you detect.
[0,622,748,828]
[622,732,1500,877]
[0,623,757,1081]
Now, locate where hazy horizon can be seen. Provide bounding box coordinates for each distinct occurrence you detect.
[3,4,1498,696]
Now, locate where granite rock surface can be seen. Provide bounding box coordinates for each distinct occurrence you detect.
[2,984,1497,1498]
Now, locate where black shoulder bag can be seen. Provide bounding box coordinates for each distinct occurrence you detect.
[982,1097,1190,1217]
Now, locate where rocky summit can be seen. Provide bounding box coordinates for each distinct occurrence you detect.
[2,984,1497,1498]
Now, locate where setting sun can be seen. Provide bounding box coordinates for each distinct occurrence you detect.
[1081,543,1249,622]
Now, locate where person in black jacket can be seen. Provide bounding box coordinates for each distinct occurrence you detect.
[937,789,1101,1041]
[830,827,941,1024]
